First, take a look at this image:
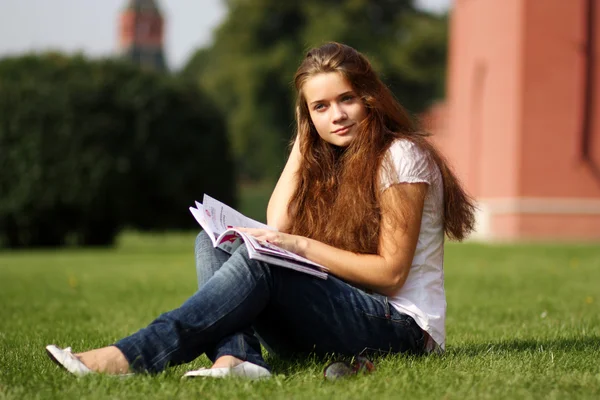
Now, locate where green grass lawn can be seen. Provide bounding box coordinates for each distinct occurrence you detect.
[1,233,599,399]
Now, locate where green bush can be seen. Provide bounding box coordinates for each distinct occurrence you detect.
[0,53,235,248]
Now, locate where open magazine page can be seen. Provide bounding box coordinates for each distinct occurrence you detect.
[189,194,328,279]
[187,204,245,253]
[213,228,246,254]
[242,234,327,279]
[248,251,328,279]
[213,228,328,275]
[202,194,270,234]
[189,203,218,245]
[243,234,328,271]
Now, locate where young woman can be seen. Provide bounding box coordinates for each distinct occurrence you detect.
[46,42,475,379]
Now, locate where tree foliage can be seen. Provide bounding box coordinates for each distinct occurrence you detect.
[182,0,448,181]
[0,53,235,248]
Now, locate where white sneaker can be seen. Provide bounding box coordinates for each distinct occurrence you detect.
[46,345,93,377]
[183,361,272,380]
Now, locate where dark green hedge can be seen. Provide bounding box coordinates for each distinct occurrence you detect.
[0,53,236,248]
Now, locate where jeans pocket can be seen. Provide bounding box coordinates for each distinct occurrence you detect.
[359,293,393,321]
[387,306,415,328]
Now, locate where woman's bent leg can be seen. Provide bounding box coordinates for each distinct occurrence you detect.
[113,244,423,374]
[194,231,263,366]
[115,245,273,373]
[254,273,425,358]
[195,230,230,288]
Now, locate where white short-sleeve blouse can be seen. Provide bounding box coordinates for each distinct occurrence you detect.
[380,139,446,353]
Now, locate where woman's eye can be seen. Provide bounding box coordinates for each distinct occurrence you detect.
[341,95,354,102]
[314,104,325,111]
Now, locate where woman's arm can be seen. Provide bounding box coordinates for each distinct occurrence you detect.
[266,137,302,232]
[242,182,428,296]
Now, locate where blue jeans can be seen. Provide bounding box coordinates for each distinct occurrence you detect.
[114,231,425,373]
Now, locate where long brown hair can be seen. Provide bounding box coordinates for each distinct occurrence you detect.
[288,42,475,254]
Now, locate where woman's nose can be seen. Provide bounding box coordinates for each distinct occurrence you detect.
[331,103,347,122]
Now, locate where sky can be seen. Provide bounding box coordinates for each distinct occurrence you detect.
[0,0,452,71]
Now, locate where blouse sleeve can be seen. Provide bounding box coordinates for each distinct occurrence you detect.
[380,139,435,191]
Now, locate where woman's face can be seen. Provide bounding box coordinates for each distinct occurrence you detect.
[303,72,367,147]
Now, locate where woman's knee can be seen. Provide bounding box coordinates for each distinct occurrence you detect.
[195,230,212,253]
[230,244,260,268]
[195,230,222,287]
[229,245,273,278]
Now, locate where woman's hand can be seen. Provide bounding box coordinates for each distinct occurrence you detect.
[236,228,306,255]
[240,182,426,296]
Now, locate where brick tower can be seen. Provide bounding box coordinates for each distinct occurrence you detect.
[435,0,600,240]
[118,0,166,71]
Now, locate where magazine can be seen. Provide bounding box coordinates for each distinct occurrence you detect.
[189,194,328,279]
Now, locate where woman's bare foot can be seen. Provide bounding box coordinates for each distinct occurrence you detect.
[76,346,130,374]
[211,355,244,369]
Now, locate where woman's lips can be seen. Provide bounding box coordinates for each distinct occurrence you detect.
[332,124,353,135]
